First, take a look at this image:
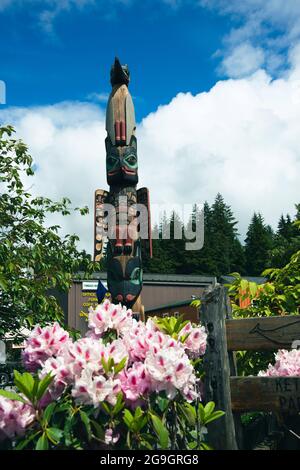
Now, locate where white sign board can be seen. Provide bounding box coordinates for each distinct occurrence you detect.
[82,281,107,291]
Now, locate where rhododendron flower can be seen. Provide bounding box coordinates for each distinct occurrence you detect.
[104,428,120,445]
[179,323,207,357]
[145,341,197,400]
[259,349,300,377]
[66,337,106,377]
[119,362,152,403]
[88,300,133,337]
[122,319,170,362]
[72,369,121,407]
[22,322,70,371]
[39,356,74,403]
[104,339,128,366]
[15,300,204,434]
[0,397,35,441]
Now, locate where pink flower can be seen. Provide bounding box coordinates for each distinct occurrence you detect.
[0,397,35,441]
[104,428,120,445]
[122,319,168,362]
[259,349,300,377]
[39,356,74,403]
[22,322,70,371]
[88,300,133,337]
[104,339,128,366]
[72,369,121,407]
[144,341,197,400]
[119,362,151,403]
[66,337,106,377]
[179,323,207,357]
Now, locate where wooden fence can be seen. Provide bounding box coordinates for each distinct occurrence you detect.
[200,284,300,450]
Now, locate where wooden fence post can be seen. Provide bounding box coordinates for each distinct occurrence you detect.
[225,289,244,450]
[200,284,238,450]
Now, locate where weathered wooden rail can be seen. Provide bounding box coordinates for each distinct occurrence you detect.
[200,285,300,450]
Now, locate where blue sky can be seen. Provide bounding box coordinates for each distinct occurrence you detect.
[1,1,300,253]
[0,1,229,120]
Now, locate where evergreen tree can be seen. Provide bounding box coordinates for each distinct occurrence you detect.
[187,201,219,275]
[244,213,273,275]
[269,206,300,267]
[209,194,244,276]
[143,212,185,274]
[182,204,209,274]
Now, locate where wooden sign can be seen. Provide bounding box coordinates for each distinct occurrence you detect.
[231,376,300,415]
[226,315,300,351]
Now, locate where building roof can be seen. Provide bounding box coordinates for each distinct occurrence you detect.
[146,298,194,313]
[220,275,267,285]
[75,272,217,286]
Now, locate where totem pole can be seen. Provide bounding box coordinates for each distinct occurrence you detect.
[94,57,152,319]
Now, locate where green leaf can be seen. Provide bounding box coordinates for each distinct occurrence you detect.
[36,433,49,450]
[42,402,56,425]
[20,373,35,392]
[197,403,205,423]
[178,403,196,426]
[64,414,74,447]
[204,401,215,417]
[123,409,134,429]
[114,357,127,375]
[200,442,213,450]
[188,441,197,449]
[14,370,33,400]
[91,420,105,440]
[0,389,27,403]
[36,373,54,401]
[204,410,225,425]
[15,431,41,450]
[101,357,109,374]
[126,430,131,448]
[112,392,125,416]
[150,414,169,449]
[100,401,111,415]
[108,357,114,371]
[134,406,143,420]
[32,376,39,399]
[140,439,153,450]
[79,410,91,441]
[46,427,63,445]
[157,396,169,413]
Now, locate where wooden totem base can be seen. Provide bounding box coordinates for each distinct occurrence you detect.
[132,295,145,322]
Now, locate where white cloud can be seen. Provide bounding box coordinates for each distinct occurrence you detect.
[220,42,265,78]
[1,50,300,254]
[86,92,109,103]
[0,80,6,104]
[0,101,106,254]
[200,0,300,77]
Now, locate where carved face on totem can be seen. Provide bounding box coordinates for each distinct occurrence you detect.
[106,240,143,308]
[105,136,138,186]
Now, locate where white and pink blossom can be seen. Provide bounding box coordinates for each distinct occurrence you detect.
[259,349,300,377]
[22,322,70,371]
[0,397,35,441]
[66,337,106,377]
[119,362,152,403]
[104,428,120,445]
[105,339,128,366]
[145,341,197,400]
[39,355,74,404]
[72,369,121,407]
[179,323,207,357]
[88,300,133,337]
